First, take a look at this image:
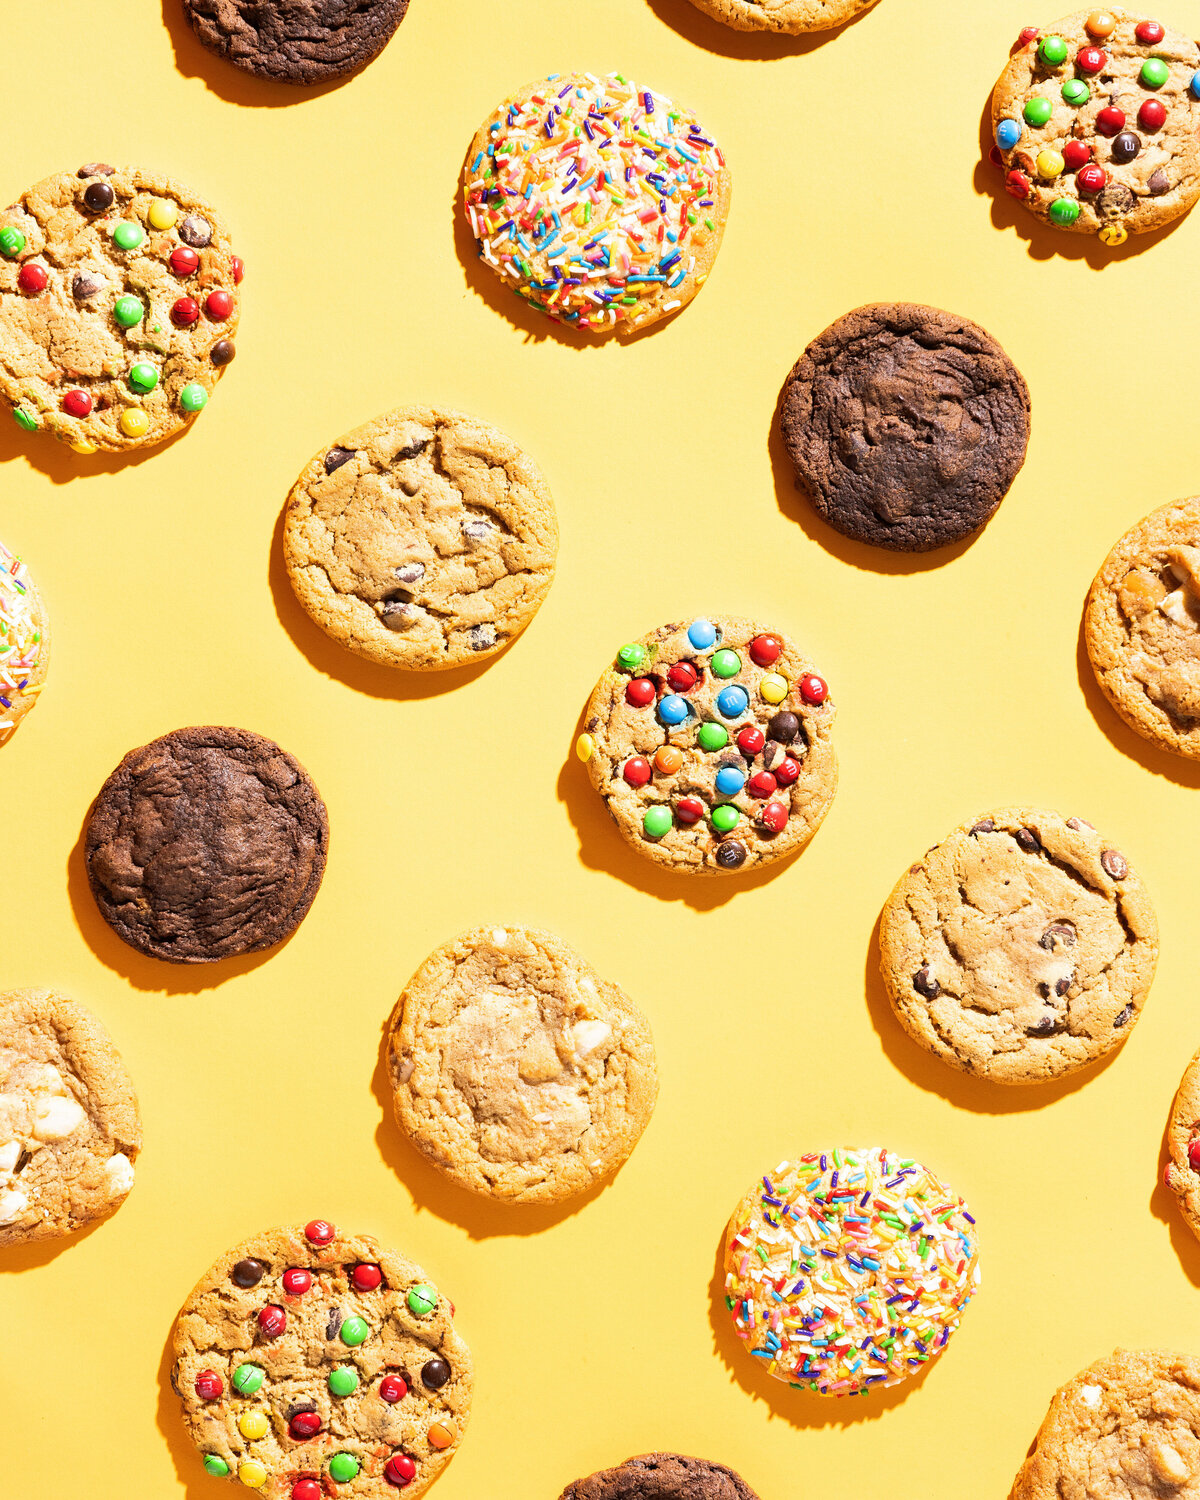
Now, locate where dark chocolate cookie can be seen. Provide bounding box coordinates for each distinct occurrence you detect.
[84,726,328,964]
[778,303,1030,553]
[559,1453,760,1500]
[180,0,409,85]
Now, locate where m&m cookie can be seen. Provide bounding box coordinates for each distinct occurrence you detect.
[462,72,731,336]
[576,616,836,875]
[722,1149,980,1396]
[1165,1046,1200,1244]
[0,535,48,742]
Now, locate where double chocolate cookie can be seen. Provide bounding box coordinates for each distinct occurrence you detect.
[181,0,410,85]
[559,1454,760,1500]
[779,304,1030,552]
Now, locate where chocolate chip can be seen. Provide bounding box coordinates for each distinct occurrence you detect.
[1113,1003,1134,1028]
[1148,168,1170,195]
[380,600,416,630]
[586,715,599,731]
[77,163,115,178]
[396,439,429,460]
[72,272,103,301]
[231,1258,267,1288]
[1101,849,1129,880]
[1066,817,1093,831]
[421,1358,451,1390]
[468,623,497,651]
[178,214,212,248]
[1110,131,1141,164]
[1027,1016,1058,1035]
[1013,828,1041,853]
[462,518,494,541]
[912,966,940,998]
[714,839,746,869]
[969,819,995,836]
[1055,974,1073,997]
[210,338,236,366]
[395,563,425,586]
[325,1308,344,1339]
[82,181,114,213]
[767,711,799,744]
[400,477,421,496]
[324,446,354,474]
[761,740,781,771]
[1039,922,1076,950]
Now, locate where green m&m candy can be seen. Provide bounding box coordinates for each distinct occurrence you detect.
[179,383,208,413]
[128,362,157,393]
[1037,33,1068,65]
[1140,57,1169,89]
[1049,197,1081,226]
[113,220,145,251]
[203,1456,231,1478]
[407,1283,437,1317]
[0,226,26,258]
[329,1454,360,1483]
[711,805,740,834]
[12,406,38,431]
[231,1363,265,1396]
[340,1316,370,1347]
[617,643,645,673]
[697,722,728,751]
[1062,78,1090,105]
[1023,95,1053,126]
[113,294,143,327]
[642,805,672,839]
[710,649,741,679]
[329,1367,359,1397]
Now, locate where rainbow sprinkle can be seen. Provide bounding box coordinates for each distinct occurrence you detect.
[463,71,727,332]
[724,1148,979,1396]
[0,539,43,736]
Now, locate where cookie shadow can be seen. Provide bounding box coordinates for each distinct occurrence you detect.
[0,407,191,486]
[1150,1101,1200,1289]
[0,1213,107,1273]
[645,0,879,58]
[155,1319,213,1500]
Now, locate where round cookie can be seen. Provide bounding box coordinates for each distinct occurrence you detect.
[681,0,878,33]
[1084,497,1200,758]
[723,1148,979,1396]
[989,9,1200,244]
[559,1454,760,1500]
[879,806,1158,1084]
[283,405,558,671]
[84,726,328,964]
[170,1220,471,1498]
[576,616,836,875]
[387,925,657,1205]
[778,304,1030,552]
[1164,1045,1200,1242]
[1010,1349,1200,1498]
[462,71,731,336]
[0,164,241,451]
[0,990,141,1246]
[181,0,409,84]
[0,536,49,741]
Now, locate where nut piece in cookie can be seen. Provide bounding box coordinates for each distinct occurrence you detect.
[170,1220,471,1497]
[181,0,410,85]
[387,925,657,1204]
[559,1452,762,1499]
[0,536,49,742]
[878,806,1158,1083]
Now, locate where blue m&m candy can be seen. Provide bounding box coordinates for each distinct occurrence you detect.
[995,118,1021,150]
[716,685,749,719]
[658,695,689,726]
[1191,70,1200,99]
[687,618,717,651]
[715,766,745,796]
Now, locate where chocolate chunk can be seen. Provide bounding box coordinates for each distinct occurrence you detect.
[1013,828,1041,853]
[210,339,236,366]
[325,1308,344,1339]
[399,477,421,497]
[1027,1016,1058,1035]
[1148,168,1170,195]
[324,446,355,474]
[1113,1003,1135,1027]
[912,966,940,999]
[1065,817,1093,831]
[421,1358,451,1390]
[396,439,429,460]
[761,741,781,771]
[468,623,497,651]
[1101,849,1129,880]
[178,214,212,248]
[77,163,115,178]
[1039,922,1076,950]
[714,840,746,869]
[1098,183,1136,216]
[1110,131,1141,164]
[969,818,996,836]
[231,1258,267,1288]
[1055,975,1073,997]
[82,181,114,213]
[380,600,416,630]
[71,272,103,301]
[767,711,799,744]
[462,519,494,541]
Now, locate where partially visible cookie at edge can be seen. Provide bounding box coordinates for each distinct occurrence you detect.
[559,1453,761,1500]
[0,535,49,742]
[1165,1045,1200,1243]
[682,0,879,33]
[180,0,410,84]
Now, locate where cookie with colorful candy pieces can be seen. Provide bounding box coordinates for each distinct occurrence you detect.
[576,615,836,875]
[461,71,731,336]
[1164,1044,1200,1244]
[171,1220,471,1498]
[0,535,48,742]
[989,10,1200,243]
[722,1148,980,1397]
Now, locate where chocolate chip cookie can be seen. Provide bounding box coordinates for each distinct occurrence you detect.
[84,726,328,964]
[283,405,558,671]
[778,304,1030,552]
[1010,1349,1200,1498]
[990,9,1200,244]
[0,164,241,451]
[577,616,836,875]
[181,0,410,84]
[0,990,141,1246]
[879,807,1158,1084]
[681,0,879,33]
[0,535,49,742]
[387,925,657,1205]
[1164,1046,1200,1242]
[1084,497,1200,758]
[171,1220,471,1497]
[559,1454,760,1500]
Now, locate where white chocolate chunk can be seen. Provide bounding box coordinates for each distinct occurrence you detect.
[1159,588,1200,628]
[0,1186,29,1223]
[31,1094,86,1142]
[1149,1442,1191,1485]
[490,927,507,945]
[0,1140,19,1175]
[572,1019,612,1058]
[1079,1383,1102,1408]
[104,1153,135,1195]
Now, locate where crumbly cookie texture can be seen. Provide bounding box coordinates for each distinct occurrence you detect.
[181,0,409,84]
[1165,1046,1200,1241]
[559,1453,761,1500]
[577,616,836,875]
[723,1148,979,1396]
[1010,1349,1200,1498]
[0,990,141,1247]
[879,806,1158,1084]
[0,537,49,742]
[990,9,1200,243]
[283,405,558,671]
[85,726,328,964]
[462,71,731,336]
[0,164,240,451]
[682,0,878,33]
[387,925,657,1205]
[171,1220,471,1499]
[778,303,1030,553]
[1085,497,1200,759]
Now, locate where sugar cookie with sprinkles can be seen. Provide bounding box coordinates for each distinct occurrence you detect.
[576,616,836,875]
[171,1220,471,1499]
[722,1149,980,1397]
[989,9,1200,243]
[462,72,731,335]
[0,536,48,742]
[0,163,242,451]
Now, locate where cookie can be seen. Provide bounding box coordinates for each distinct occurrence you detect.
[878,807,1158,1085]
[170,1219,471,1498]
[778,304,1030,552]
[576,616,836,875]
[387,925,657,1205]
[990,9,1200,244]
[181,0,409,84]
[681,0,879,33]
[283,405,558,671]
[0,164,241,451]
[1010,1349,1200,1498]
[84,726,328,964]
[0,536,49,742]
[559,1453,760,1500]
[1164,1045,1200,1242]
[0,990,141,1246]
[723,1148,979,1396]
[1084,497,1200,758]
[462,71,731,336]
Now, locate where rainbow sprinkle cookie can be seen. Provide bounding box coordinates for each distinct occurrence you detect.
[462,72,731,335]
[723,1149,980,1396]
[0,537,48,742]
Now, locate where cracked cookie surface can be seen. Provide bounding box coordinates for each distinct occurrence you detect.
[577,615,836,875]
[1164,1046,1200,1242]
[879,806,1158,1084]
[84,725,328,964]
[171,1220,471,1498]
[778,304,1030,552]
[1011,1349,1200,1498]
[0,990,140,1247]
[181,0,409,84]
[559,1453,760,1500]
[1085,497,1200,758]
[283,404,557,671]
[0,164,240,451]
[681,0,878,33]
[0,535,49,742]
[387,925,657,1205]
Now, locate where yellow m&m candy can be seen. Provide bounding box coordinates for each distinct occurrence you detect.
[1036,149,1065,179]
[760,673,789,704]
[1099,223,1128,246]
[147,197,178,230]
[119,408,150,438]
[575,733,595,762]
[238,1410,269,1440]
[238,1460,268,1488]
[70,440,97,455]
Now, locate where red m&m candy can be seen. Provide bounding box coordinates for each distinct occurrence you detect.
[205,290,233,320]
[62,389,92,418]
[352,1263,382,1292]
[1076,45,1106,71]
[799,674,828,705]
[1096,106,1125,135]
[1005,170,1031,199]
[1139,98,1167,131]
[195,1370,224,1401]
[1017,25,1039,44]
[231,255,245,284]
[1186,1137,1200,1170]
[748,634,782,667]
[171,295,199,326]
[760,802,789,833]
[290,1411,322,1439]
[736,726,765,757]
[282,1268,312,1296]
[1062,140,1093,170]
[666,661,698,692]
[385,1455,417,1488]
[17,262,48,293]
[774,758,800,787]
[747,771,777,798]
[1077,164,1107,192]
[380,1375,408,1403]
[292,1483,322,1500]
[1135,18,1164,43]
[305,1220,336,1245]
[258,1305,287,1338]
[623,757,651,787]
[675,798,704,825]
[169,246,199,276]
[625,677,655,708]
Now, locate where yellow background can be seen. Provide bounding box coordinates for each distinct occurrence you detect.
[4,0,1200,1496]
